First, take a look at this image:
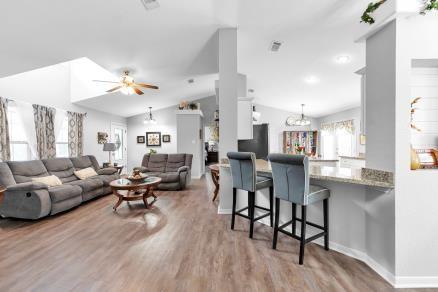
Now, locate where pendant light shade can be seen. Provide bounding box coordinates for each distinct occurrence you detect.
[144,107,157,124]
[293,104,311,126]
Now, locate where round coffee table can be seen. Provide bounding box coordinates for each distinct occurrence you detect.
[110,177,161,211]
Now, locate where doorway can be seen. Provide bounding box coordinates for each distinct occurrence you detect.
[111,122,127,173]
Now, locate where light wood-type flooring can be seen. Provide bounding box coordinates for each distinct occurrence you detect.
[0,177,435,292]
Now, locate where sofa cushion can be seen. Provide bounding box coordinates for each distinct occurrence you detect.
[66,178,103,192]
[70,156,96,171]
[7,160,50,183]
[157,172,180,183]
[48,185,82,203]
[166,154,186,172]
[94,174,119,187]
[74,167,98,180]
[147,154,168,172]
[32,175,63,187]
[0,162,16,187]
[42,158,77,183]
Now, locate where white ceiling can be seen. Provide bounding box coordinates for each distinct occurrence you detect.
[0,0,369,118]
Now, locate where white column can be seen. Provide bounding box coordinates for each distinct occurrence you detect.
[218,28,238,161]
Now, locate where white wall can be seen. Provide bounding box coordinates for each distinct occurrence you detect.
[127,95,217,171]
[316,107,365,156]
[254,103,318,154]
[365,19,397,279]
[127,106,178,171]
[394,15,438,283]
[0,61,127,165]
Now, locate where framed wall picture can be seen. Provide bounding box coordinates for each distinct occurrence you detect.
[146,132,161,147]
[98,132,108,144]
[162,135,171,143]
[137,136,145,144]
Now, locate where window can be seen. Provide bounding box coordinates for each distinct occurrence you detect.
[321,120,356,159]
[56,117,69,158]
[8,106,32,161]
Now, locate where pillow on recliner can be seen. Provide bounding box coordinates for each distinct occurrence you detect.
[74,167,98,180]
[32,175,63,187]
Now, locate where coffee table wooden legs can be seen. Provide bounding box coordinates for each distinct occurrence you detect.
[112,187,158,211]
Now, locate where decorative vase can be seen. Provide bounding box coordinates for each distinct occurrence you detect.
[410,147,421,170]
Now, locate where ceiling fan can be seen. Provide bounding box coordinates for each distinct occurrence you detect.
[93,70,159,95]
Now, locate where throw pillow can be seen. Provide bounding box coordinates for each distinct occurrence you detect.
[32,175,63,187]
[74,167,98,180]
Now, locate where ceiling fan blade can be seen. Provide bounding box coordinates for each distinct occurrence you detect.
[106,86,123,93]
[133,87,144,95]
[135,82,159,90]
[93,80,120,84]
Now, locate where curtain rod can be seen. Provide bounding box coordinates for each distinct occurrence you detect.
[5,97,87,117]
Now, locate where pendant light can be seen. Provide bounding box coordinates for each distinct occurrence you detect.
[293,104,311,126]
[144,107,157,124]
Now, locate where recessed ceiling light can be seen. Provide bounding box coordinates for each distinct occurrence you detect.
[335,55,351,64]
[304,75,319,84]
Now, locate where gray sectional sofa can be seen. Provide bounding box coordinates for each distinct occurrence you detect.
[0,155,120,220]
[134,153,192,190]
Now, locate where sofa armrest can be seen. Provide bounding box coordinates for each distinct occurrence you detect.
[134,166,149,173]
[7,182,48,192]
[0,188,51,219]
[177,166,189,173]
[97,168,118,175]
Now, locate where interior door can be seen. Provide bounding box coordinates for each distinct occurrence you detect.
[111,122,127,172]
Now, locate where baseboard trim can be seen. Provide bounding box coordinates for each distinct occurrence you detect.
[217,208,231,215]
[394,277,438,288]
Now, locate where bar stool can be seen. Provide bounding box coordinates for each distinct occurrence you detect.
[268,153,330,265]
[227,152,274,238]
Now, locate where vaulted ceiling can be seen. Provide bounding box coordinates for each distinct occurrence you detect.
[0,0,369,117]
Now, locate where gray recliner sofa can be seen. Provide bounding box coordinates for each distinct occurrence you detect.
[134,153,192,190]
[0,155,120,220]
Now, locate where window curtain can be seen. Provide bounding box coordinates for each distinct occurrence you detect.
[67,111,85,157]
[321,119,355,134]
[33,104,57,159]
[0,97,11,161]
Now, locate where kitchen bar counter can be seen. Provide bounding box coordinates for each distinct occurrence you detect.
[219,159,393,188]
[218,157,394,282]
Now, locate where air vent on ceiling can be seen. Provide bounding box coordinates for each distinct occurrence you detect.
[188,78,194,84]
[141,0,160,10]
[270,41,282,52]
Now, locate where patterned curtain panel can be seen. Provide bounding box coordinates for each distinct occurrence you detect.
[67,111,85,157]
[0,97,11,161]
[321,119,355,134]
[33,104,57,159]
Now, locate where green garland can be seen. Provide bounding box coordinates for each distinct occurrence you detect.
[361,0,387,25]
[361,0,438,25]
[421,0,438,15]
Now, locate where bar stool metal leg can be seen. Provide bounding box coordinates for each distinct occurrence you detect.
[323,198,329,251]
[292,203,297,236]
[269,186,274,227]
[299,205,307,265]
[249,191,255,238]
[231,188,237,230]
[272,197,280,249]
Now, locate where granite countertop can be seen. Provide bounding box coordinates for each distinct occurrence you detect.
[339,155,366,160]
[219,159,393,188]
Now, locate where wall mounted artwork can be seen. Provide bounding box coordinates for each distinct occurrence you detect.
[162,135,171,143]
[146,132,161,147]
[97,132,108,144]
[137,136,145,144]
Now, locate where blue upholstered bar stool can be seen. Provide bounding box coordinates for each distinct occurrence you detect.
[227,152,274,239]
[268,153,330,265]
